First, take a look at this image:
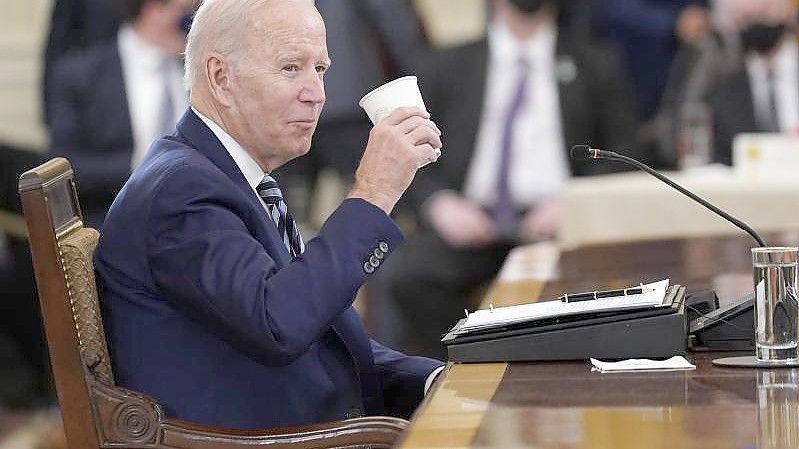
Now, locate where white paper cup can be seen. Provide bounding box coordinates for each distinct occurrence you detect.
[358,76,427,125]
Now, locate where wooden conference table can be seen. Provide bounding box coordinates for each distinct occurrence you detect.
[397,234,799,449]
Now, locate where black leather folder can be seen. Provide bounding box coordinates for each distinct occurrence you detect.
[442,286,687,363]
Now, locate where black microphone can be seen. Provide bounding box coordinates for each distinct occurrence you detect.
[570,145,767,247]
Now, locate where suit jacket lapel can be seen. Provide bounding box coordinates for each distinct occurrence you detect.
[452,41,490,182]
[174,110,291,263]
[104,44,134,151]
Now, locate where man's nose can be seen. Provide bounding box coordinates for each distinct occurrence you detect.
[299,71,325,104]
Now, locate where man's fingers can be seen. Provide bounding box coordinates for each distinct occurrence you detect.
[380,106,430,126]
[415,143,441,168]
[396,115,441,136]
[408,126,442,149]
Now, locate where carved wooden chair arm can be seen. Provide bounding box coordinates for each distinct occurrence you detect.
[159,416,409,449]
[87,368,407,449]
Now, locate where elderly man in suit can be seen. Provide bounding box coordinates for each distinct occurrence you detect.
[95,0,444,429]
[385,0,642,358]
[709,0,799,165]
[47,0,192,226]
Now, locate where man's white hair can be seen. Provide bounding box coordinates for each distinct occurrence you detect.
[184,0,313,90]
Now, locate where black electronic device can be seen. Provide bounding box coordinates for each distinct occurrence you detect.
[442,286,687,363]
[689,292,755,351]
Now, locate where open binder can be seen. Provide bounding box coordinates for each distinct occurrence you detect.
[442,282,687,363]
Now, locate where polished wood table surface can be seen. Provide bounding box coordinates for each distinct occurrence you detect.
[398,234,799,448]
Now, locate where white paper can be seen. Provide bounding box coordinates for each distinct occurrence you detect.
[457,279,670,334]
[590,356,696,373]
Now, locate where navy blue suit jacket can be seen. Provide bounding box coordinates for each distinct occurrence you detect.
[47,40,133,227]
[95,110,442,429]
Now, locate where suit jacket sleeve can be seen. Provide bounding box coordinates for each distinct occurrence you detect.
[360,0,426,75]
[146,163,403,366]
[46,53,133,205]
[371,339,444,418]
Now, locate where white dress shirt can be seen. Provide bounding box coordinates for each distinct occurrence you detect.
[463,20,570,208]
[118,25,189,169]
[746,38,799,133]
[193,107,271,214]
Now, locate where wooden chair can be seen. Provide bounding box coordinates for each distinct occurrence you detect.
[18,158,408,449]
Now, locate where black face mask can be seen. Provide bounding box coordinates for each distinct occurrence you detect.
[740,23,787,54]
[178,11,193,34]
[508,0,549,14]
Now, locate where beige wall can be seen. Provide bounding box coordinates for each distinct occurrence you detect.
[0,0,52,151]
[414,0,487,48]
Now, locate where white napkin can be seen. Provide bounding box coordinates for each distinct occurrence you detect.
[590,356,696,373]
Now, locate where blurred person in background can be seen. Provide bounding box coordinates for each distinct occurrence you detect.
[46,0,192,227]
[654,0,745,167]
[384,0,641,358]
[43,0,122,124]
[595,0,711,121]
[708,0,799,165]
[273,0,427,229]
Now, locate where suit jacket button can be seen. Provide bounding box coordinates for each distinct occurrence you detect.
[373,248,384,259]
[378,241,389,253]
[346,408,363,419]
[369,255,380,267]
[364,262,375,274]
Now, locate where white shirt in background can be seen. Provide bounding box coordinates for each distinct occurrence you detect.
[118,24,189,169]
[463,20,569,209]
[747,38,799,133]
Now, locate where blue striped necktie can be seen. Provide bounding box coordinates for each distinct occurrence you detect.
[256,175,305,258]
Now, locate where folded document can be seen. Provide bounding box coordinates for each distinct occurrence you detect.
[457,279,670,335]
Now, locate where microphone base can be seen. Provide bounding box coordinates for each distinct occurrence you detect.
[712,355,799,368]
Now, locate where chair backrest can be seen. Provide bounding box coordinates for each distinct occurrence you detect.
[19,158,114,449]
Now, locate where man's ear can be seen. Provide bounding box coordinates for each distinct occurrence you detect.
[205,53,234,108]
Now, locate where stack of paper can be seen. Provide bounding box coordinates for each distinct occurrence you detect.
[456,279,670,335]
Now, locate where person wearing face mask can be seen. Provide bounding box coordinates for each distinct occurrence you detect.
[383,0,642,359]
[708,0,799,165]
[46,0,194,227]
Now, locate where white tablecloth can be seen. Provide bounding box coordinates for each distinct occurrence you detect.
[560,166,799,248]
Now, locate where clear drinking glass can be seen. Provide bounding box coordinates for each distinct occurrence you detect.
[677,102,713,169]
[752,247,799,362]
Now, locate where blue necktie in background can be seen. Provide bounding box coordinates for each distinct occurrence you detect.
[257,175,305,258]
[493,58,530,237]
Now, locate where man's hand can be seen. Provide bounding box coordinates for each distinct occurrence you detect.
[676,5,710,44]
[349,107,442,214]
[426,191,497,248]
[518,198,561,242]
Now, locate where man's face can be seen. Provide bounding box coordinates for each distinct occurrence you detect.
[226,1,329,171]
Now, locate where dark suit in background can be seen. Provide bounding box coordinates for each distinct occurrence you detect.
[385,30,640,358]
[46,41,133,227]
[595,0,709,119]
[96,110,442,428]
[43,0,121,124]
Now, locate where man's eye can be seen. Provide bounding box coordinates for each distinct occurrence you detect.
[283,64,299,72]
[316,65,328,74]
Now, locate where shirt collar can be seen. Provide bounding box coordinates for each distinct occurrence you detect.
[117,24,173,70]
[488,19,557,66]
[191,107,266,190]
